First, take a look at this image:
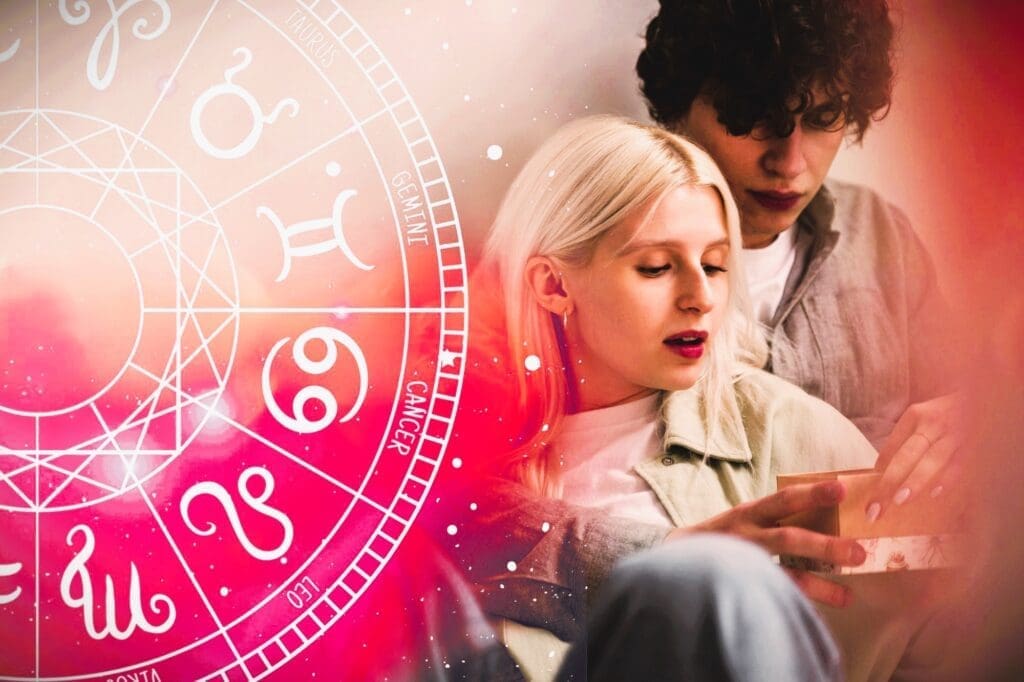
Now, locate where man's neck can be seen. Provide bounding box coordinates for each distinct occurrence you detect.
[743,230,786,250]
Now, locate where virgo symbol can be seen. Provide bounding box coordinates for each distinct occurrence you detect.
[60,525,175,640]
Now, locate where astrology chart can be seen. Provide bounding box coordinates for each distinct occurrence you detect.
[0,1,467,679]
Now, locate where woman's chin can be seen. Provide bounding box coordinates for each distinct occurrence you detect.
[653,369,703,392]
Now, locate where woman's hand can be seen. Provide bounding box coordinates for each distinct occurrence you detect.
[865,393,964,523]
[665,480,865,608]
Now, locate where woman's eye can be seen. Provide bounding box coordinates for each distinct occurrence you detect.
[703,264,728,275]
[636,264,670,277]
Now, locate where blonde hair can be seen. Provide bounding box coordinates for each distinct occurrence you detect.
[482,115,767,494]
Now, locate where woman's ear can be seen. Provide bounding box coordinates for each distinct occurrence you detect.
[525,256,573,315]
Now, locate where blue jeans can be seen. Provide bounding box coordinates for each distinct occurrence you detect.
[557,534,842,681]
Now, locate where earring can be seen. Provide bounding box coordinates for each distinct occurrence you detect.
[562,309,570,327]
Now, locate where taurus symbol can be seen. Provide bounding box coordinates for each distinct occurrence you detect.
[190,47,299,160]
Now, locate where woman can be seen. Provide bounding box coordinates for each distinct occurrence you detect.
[472,116,945,681]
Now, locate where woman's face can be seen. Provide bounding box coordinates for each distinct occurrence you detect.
[563,185,730,410]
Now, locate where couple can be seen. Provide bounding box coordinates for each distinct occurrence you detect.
[456,1,960,680]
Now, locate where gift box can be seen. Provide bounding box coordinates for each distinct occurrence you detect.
[776,469,967,574]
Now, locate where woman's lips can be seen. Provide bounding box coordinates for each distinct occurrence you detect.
[667,343,704,359]
[663,331,707,359]
[749,190,802,211]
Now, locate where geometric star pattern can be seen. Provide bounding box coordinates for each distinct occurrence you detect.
[0,109,239,512]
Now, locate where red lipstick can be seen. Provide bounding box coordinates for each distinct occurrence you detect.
[749,190,802,211]
[663,330,708,359]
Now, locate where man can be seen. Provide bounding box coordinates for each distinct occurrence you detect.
[636,0,960,520]
[446,1,961,679]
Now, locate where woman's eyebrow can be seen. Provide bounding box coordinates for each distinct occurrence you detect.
[704,240,731,253]
[617,237,729,256]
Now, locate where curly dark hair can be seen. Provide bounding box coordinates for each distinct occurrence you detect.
[636,0,895,141]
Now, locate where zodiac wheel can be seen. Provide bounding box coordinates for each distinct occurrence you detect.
[0,2,467,680]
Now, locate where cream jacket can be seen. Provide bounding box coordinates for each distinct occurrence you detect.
[500,369,951,682]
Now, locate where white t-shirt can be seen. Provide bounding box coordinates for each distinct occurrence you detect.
[742,225,799,326]
[554,394,674,529]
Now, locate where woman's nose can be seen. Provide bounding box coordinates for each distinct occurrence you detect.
[676,270,714,314]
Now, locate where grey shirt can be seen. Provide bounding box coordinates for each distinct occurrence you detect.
[769,179,950,448]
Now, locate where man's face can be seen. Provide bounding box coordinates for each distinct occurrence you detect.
[678,94,846,249]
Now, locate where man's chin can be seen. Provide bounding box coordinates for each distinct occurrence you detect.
[737,197,806,242]
[741,226,791,249]
[740,210,802,248]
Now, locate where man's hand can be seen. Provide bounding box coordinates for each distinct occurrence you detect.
[866,393,964,523]
[665,481,865,608]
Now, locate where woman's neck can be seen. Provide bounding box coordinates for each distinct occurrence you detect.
[573,386,660,413]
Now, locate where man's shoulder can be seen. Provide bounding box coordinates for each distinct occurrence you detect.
[820,178,932,274]
[823,177,913,238]
[823,176,886,202]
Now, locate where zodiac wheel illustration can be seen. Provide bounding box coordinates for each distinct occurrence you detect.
[0,2,467,680]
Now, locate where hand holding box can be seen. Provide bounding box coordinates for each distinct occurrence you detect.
[777,469,967,574]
